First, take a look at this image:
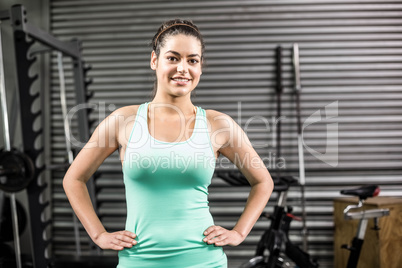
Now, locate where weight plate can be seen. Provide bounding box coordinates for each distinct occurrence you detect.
[0,149,35,193]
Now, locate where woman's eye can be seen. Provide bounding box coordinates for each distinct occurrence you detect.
[167,57,178,61]
[189,59,199,64]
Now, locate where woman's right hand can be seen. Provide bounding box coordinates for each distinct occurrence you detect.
[94,230,137,250]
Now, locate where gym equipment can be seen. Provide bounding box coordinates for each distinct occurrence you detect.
[0,23,24,267]
[275,46,283,181]
[340,185,390,268]
[0,149,35,193]
[0,5,97,267]
[240,176,319,268]
[216,44,321,267]
[292,43,308,251]
[215,171,319,268]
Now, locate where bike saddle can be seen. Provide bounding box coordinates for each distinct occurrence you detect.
[340,185,380,200]
[273,175,298,192]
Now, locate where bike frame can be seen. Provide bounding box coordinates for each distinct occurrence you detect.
[341,194,389,268]
[341,185,389,268]
[249,177,318,268]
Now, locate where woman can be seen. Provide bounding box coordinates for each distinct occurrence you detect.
[63,19,273,268]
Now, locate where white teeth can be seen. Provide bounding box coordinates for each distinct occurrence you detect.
[172,78,189,82]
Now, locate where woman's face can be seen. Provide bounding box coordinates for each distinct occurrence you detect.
[151,34,202,98]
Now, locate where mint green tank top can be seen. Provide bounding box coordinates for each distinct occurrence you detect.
[117,102,227,268]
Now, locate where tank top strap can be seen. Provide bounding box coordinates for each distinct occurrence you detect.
[193,106,207,135]
[190,106,214,151]
[126,102,149,148]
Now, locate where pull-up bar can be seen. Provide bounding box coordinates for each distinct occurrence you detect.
[2,5,80,58]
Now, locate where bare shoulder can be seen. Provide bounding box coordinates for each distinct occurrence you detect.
[110,104,140,118]
[104,104,142,147]
[205,109,237,130]
[205,109,241,151]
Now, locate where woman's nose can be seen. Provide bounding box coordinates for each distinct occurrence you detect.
[177,62,187,73]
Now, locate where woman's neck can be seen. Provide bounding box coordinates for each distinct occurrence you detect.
[148,102,196,117]
[150,96,195,116]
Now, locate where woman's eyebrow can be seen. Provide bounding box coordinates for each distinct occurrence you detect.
[165,50,180,56]
[188,53,201,58]
[165,50,200,58]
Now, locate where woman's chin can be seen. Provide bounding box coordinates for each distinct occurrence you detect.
[169,88,194,97]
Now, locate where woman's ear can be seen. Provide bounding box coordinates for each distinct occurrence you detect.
[150,51,157,70]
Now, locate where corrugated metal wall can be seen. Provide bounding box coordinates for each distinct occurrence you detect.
[49,1,402,267]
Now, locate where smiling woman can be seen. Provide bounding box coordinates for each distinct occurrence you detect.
[62,19,273,268]
[150,19,205,100]
[150,34,202,99]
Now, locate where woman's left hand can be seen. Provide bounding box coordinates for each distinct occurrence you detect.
[203,225,245,246]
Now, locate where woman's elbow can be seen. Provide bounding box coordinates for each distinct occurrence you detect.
[62,174,72,193]
[264,174,274,195]
[62,173,82,192]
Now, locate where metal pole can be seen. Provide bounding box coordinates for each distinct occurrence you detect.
[57,52,81,256]
[275,46,283,181]
[292,43,308,251]
[10,193,22,268]
[0,25,10,152]
[57,52,74,164]
[0,25,22,268]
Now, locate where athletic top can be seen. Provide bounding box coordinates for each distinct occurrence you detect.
[117,102,227,268]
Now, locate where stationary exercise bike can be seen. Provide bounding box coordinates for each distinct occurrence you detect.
[339,185,390,268]
[238,175,319,268]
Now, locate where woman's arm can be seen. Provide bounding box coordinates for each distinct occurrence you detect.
[203,112,274,246]
[63,108,137,250]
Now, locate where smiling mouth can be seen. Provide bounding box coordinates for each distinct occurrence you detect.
[171,78,191,82]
